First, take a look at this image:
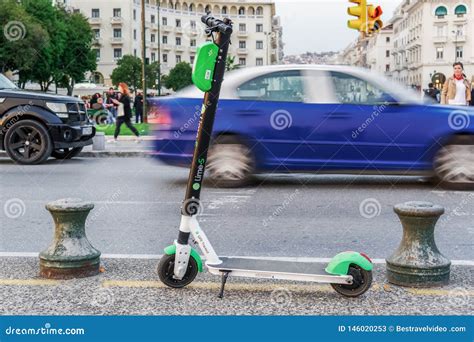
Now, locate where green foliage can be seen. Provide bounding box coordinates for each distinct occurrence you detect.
[226,55,240,71]
[0,0,96,92]
[162,62,193,92]
[111,55,142,91]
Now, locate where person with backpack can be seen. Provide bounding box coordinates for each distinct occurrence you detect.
[110,82,140,143]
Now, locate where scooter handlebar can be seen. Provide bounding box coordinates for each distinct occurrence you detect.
[201,15,233,34]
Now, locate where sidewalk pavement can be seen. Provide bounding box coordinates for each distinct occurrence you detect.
[80,136,154,158]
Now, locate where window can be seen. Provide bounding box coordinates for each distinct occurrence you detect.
[176,55,182,63]
[238,7,245,15]
[435,6,447,18]
[237,70,306,102]
[113,8,121,17]
[436,25,446,37]
[239,58,246,66]
[256,58,264,66]
[222,6,227,14]
[91,8,100,18]
[436,47,444,60]
[151,15,155,23]
[386,37,390,43]
[162,36,168,44]
[113,28,122,38]
[386,64,390,72]
[190,39,196,47]
[256,24,263,32]
[93,29,100,38]
[256,41,264,49]
[455,4,467,17]
[176,19,181,27]
[151,34,155,42]
[162,17,167,26]
[176,37,181,46]
[455,24,465,36]
[239,41,246,49]
[256,6,263,15]
[456,46,463,59]
[163,54,168,63]
[133,29,137,40]
[239,23,246,32]
[114,48,122,59]
[330,72,387,105]
[134,49,137,57]
[133,9,136,20]
[386,50,390,57]
[190,20,196,29]
[151,52,156,62]
[94,49,100,60]
[190,55,195,64]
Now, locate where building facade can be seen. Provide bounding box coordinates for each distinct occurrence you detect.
[58,0,284,86]
[342,0,473,91]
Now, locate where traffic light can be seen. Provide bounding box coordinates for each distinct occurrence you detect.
[367,5,383,34]
[348,0,368,32]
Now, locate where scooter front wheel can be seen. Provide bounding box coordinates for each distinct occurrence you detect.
[331,265,372,297]
[157,254,199,288]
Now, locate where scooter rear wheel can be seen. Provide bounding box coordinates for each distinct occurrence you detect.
[330,265,372,297]
[157,254,198,288]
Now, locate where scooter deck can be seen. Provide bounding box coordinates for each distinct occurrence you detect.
[206,257,352,284]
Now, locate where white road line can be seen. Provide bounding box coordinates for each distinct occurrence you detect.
[0,252,473,266]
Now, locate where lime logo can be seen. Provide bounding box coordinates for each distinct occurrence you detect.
[208,50,214,57]
[193,183,201,190]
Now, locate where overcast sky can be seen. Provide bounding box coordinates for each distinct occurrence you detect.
[275,0,400,54]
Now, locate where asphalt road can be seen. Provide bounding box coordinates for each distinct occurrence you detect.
[1,156,473,315]
[0,157,473,261]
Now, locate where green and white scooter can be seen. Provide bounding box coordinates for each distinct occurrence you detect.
[157,14,373,298]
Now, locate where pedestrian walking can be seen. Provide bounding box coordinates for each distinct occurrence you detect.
[441,62,471,106]
[134,91,144,123]
[110,83,140,143]
[106,87,118,119]
[424,83,440,103]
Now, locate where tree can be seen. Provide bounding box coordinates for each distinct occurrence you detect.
[0,0,48,81]
[226,55,240,71]
[146,61,161,89]
[111,55,142,92]
[163,62,193,92]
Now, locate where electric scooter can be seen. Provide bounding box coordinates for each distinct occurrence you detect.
[157,14,373,298]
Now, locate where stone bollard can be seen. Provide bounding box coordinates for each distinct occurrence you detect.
[39,199,101,279]
[386,201,451,287]
[93,132,106,151]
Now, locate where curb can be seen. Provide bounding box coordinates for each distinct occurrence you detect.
[0,151,151,159]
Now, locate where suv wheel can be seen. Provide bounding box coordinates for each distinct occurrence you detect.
[4,119,53,165]
[207,136,255,188]
[434,135,474,190]
[51,147,83,160]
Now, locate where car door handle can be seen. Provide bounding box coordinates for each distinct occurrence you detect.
[236,110,262,116]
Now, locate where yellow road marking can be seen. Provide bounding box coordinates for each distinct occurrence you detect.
[406,288,474,296]
[0,279,60,286]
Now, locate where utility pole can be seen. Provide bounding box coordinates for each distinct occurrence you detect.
[141,0,147,122]
[157,0,162,96]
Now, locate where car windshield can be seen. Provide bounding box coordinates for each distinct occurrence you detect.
[0,74,18,90]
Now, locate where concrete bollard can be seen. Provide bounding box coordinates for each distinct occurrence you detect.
[39,199,101,279]
[386,201,451,287]
[93,132,106,151]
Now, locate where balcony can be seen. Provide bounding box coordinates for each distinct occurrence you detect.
[92,37,102,45]
[237,31,248,37]
[110,17,123,25]
[175,27,183,34]
[189,46,197,53]
[110,37,124,45]
[453,15,467,23]
[175,45,185,52]
[453,35,467,43]
[88,17,102,25]
[237,48,249,55]
[162,44,172,51]
[161,25,173,32]
[433,36,448,43]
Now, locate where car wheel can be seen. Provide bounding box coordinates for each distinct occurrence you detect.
[4,119,53,165]
[206,136,255,188]
[434,135,474,190]
[51,147,83,160]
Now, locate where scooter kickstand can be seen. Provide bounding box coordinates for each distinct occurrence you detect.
[218,271,231,299]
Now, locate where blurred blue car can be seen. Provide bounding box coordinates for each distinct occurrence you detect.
[150,65,474,188]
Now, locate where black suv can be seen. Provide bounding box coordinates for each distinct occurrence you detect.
[0,74,95,164]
